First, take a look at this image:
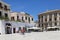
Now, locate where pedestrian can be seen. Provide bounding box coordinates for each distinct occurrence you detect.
[21,29,25,35]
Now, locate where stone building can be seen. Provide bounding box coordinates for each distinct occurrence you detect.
[0,1,35,35]
[38,10,60,31]
[10,12,34,23]
[0,1,10,20]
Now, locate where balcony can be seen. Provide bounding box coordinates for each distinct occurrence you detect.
[4,8,9,11]
[0,3,3,9]
[16,19,21,22]
[0,16,9,21]
[7,9,10,11]
[0,6,3,9]
[4,17,9,21]
[0,16,4,20]
[4,5,10,11]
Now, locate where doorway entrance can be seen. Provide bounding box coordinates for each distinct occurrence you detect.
[5,27,12,34]
[13,28,16,33]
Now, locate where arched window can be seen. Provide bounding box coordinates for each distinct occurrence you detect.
[5,13,8,17]
[0,11,2,16]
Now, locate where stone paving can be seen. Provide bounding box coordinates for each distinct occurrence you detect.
[0,31,60,40]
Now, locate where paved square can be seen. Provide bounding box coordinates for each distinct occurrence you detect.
[0,31,60,40]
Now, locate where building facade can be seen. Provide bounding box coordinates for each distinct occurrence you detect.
[38,10,60,31]
[0,20,35,34]
[34,21,39,27]
[0,1,35,35]
[0,1,11,34]
[0,1,10,20]
[10,12,34,23]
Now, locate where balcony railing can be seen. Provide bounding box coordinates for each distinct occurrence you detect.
[0,6,3,9]
[7,9,10,11]
[0,16,4,20]
[0,16,9,21]
[4,8,10,11]
[16,19,21,22]
[4,17,9,21]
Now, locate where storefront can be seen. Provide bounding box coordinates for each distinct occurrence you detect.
[4,21,35,34]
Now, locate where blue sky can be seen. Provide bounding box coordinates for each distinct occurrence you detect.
[3,0,60,21]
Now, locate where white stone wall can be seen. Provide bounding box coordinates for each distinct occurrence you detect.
[0,1,10,20]
[0,20,5,35]
[57,13,59,26]
[0,20,35,34]
[39,11,60,28]
[10,12,34,23]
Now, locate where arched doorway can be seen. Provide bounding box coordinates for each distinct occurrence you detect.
[5,27,12,34]
[5,23,12,34]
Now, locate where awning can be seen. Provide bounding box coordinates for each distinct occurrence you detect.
[27,27,40,30]
[47,26,59,29]
[5,21,35,28]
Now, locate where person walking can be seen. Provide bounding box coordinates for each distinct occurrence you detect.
[21,28,25,35]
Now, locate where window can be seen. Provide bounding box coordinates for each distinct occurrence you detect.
[19,27,21,30]
[45,18,47,21]
[49,18,52,21]
[32,18,33,21]
[25,16,27,20]
[22,17,23,21]
[42,24,43,27]
[28,17,30,23]
[0,3,3,8]
[54,18,57,21]
[54,13,57,16]
[0,11,2,16]
[6,23,11,26]
[59,13,60,15]
[11,17,14,20]
[45,15,47,21]
[59,22,60,26]
[17,16,19,20]
[0,3,2,6]
[49,23,52,27]
[41,16,43,18]
[49,14,52,18]
[4,5,7,8]
[59,17,60,20]
[55,22,57,26]
[41,16,43,22]
[4,5,7,10]
[5,13,8,17]
[39,24,40,27]
[38,16,40,20]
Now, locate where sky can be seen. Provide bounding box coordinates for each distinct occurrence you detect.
[2,0,60,21]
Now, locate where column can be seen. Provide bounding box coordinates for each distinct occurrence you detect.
[12,27,13,34]
[57,13,59,26]
[24,16,25,22]
[47,15,49,27]
[43,16,45,31]
[47,14,49,22]
[52,14,54,26]
[43,16,45,23]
